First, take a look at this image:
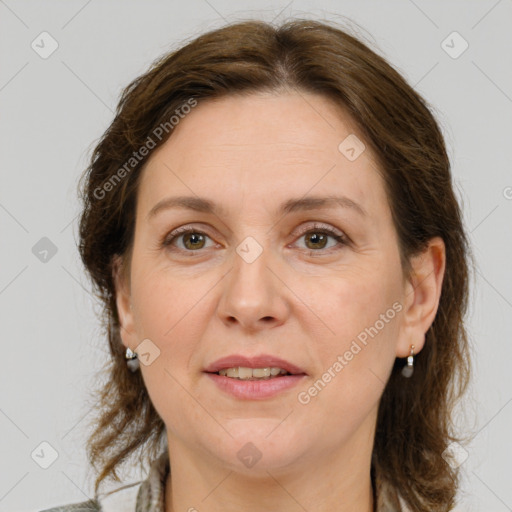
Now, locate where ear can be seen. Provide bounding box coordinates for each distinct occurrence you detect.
[112,254,138,351]
[396,237,446,357]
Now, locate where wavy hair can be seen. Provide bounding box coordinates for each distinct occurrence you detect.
[78,18,472,511]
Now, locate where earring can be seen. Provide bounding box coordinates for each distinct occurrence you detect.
[401,345,415,378]
[125,347,140,372]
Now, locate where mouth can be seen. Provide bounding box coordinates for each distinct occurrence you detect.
[214,366,293,380]
[203,354,307,399]
[203,354,307,378]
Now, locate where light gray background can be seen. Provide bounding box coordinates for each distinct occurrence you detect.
[1,1,511,511]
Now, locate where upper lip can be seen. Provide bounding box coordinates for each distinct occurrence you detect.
[204,354,307,375]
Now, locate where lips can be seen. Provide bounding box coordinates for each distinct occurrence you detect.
[203,354,307,375]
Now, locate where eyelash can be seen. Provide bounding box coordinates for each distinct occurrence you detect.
[161,223,349,256]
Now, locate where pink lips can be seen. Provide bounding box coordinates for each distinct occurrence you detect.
[203,354,307,375]
[203,354,307,400]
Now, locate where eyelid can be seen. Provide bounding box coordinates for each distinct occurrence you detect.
[293,221,345,238]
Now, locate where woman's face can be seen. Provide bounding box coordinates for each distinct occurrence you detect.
[115,91,431,474]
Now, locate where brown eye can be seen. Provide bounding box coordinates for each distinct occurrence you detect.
[182,232,206,250]
[304,232,329,250]
[162,228,214,252]
[294,225,347,253]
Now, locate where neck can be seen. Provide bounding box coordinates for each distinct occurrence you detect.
[164,435,375,512]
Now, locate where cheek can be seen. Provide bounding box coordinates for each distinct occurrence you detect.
[301,262,402,397]
[294,275,401,440]
[307,266,401,343]
[130,251,216,339]
[129,261,217,431]
[129,258,225,407]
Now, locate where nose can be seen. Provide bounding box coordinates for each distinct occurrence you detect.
[216,245,291,333]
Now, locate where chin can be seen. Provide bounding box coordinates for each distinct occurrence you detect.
[204,423,310,473]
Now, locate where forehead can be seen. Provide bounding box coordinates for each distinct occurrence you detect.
[137,92,388,220]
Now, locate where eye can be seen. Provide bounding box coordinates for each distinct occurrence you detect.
[162,227,216,252]
[293,223,348,252]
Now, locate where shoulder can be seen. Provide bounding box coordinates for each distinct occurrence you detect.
[39,482,142,512]
[40,450,168,512]
[39,498,100,511]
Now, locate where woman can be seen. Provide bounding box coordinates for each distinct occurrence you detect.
[42,18,471,512]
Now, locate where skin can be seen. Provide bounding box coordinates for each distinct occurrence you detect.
[114,91,445,512]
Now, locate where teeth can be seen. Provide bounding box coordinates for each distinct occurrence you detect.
[252,368,270,378]
[218,367,289,379]
[238,367,253,379]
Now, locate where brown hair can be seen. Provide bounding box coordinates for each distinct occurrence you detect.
[78,18,472,510]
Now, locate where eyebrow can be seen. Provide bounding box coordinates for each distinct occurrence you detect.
[146,194,367,220]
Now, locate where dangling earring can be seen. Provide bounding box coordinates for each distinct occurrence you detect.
[125,347,140,372]
[401,345,415,378]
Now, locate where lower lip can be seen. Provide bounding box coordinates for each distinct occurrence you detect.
[204,373,307,400]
